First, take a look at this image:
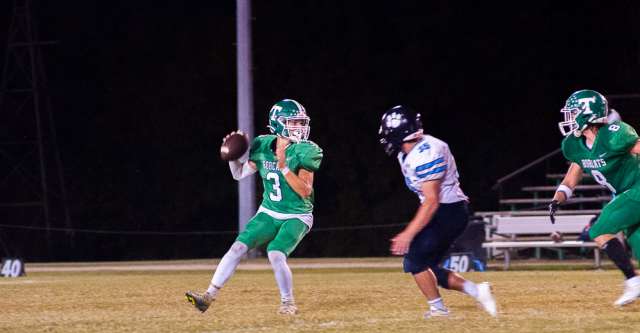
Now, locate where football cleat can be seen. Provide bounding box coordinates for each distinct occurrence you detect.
[278,300,298,315]
[185,290,215,313]
[476,282,497,317]
[423,306,450,319]
[614,276,640,307]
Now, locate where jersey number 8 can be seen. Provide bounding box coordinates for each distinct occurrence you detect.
[591,170,616,193]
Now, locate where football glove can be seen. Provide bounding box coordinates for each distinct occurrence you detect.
[548,200,560,224]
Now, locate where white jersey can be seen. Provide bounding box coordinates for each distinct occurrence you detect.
[397,135,468,204]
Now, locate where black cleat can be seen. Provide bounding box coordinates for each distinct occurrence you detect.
[185,290,214,313]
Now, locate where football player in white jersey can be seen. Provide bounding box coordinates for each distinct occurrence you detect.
[379,105,497,318]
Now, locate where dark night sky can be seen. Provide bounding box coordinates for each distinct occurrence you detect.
[1,1,639,260]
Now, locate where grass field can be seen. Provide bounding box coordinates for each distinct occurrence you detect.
[2,258,640,333]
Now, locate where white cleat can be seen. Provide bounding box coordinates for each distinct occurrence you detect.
[476,282,497,317]
[614,276,640,307]
[423,306,450,319]
[278,300,298,315]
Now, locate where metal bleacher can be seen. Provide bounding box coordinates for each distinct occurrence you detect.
[478,149,610,269]
[499,173,609,211]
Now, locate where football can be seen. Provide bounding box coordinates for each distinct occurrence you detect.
[220,132,249,161]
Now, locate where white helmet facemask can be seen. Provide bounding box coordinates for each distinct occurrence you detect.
[284,116,310,143]
[558,107,579,137]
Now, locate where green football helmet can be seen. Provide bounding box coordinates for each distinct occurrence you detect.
[267,99,310,142]
[558,89,609,137]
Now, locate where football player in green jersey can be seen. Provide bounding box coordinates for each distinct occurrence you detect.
[186,99,323,315]
[550,89,640,306]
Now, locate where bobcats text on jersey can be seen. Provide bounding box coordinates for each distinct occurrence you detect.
[580,159,606,169]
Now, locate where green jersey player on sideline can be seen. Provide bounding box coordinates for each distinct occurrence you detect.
[186,99,323,315]
[550,89,640,306]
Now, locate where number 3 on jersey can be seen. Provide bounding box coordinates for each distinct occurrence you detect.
[266,172,282,201]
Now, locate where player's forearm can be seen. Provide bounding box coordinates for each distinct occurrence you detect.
[404,199,439,237]
[282,171,313,198]
[560,176,581,190]
[229,160,256,180]
[554,163,583,203]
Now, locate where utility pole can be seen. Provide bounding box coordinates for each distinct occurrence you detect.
[236,0,256,233]
[0,0,71,259]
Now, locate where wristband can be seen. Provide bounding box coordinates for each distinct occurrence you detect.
[280,166,290,175]
[556,184,573,199]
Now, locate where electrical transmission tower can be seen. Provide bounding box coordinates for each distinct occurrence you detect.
[0,0,71,259]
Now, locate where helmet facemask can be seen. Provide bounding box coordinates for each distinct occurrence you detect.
[283,116,310,143]
[558,107,606,137]
[558,107,579,137]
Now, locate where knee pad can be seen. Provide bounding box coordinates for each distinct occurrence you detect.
[229,241,248,257]
[431,267,452,289]
[267,250,287,264]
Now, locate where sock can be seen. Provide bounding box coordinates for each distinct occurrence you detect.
[603,238,636,279]
[205,286,220,298]
[268,251,294,302]
[462,281,479,299]
[627,276,640,286]
[207,241,248,294]
[428,297,446,311]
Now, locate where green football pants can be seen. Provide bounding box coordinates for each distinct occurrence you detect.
[236,212,309,256]
[589,188,640,260]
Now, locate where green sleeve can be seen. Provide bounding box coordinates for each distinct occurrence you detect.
[561,137,577,164]
[608,122,639,153]
[298,143,323,172]
[249,136,264,162]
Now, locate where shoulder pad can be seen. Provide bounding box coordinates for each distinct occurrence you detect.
[249,134,276,159]
[293,140,322,154]
[253,134,276,144]
[604,121,638,153]
[251,134,275,148]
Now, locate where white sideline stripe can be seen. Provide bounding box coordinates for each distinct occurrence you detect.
[26,262,402,272]
[0,279,61,284]
[0,279,36,284]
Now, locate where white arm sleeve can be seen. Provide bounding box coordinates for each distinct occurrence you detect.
[229,159,256,180]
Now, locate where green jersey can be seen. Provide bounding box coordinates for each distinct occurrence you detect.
[562,121,640,196]
[249,135,323,214]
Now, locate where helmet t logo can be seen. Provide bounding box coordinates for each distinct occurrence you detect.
[578,97,596,114]
[270,105,283,119]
